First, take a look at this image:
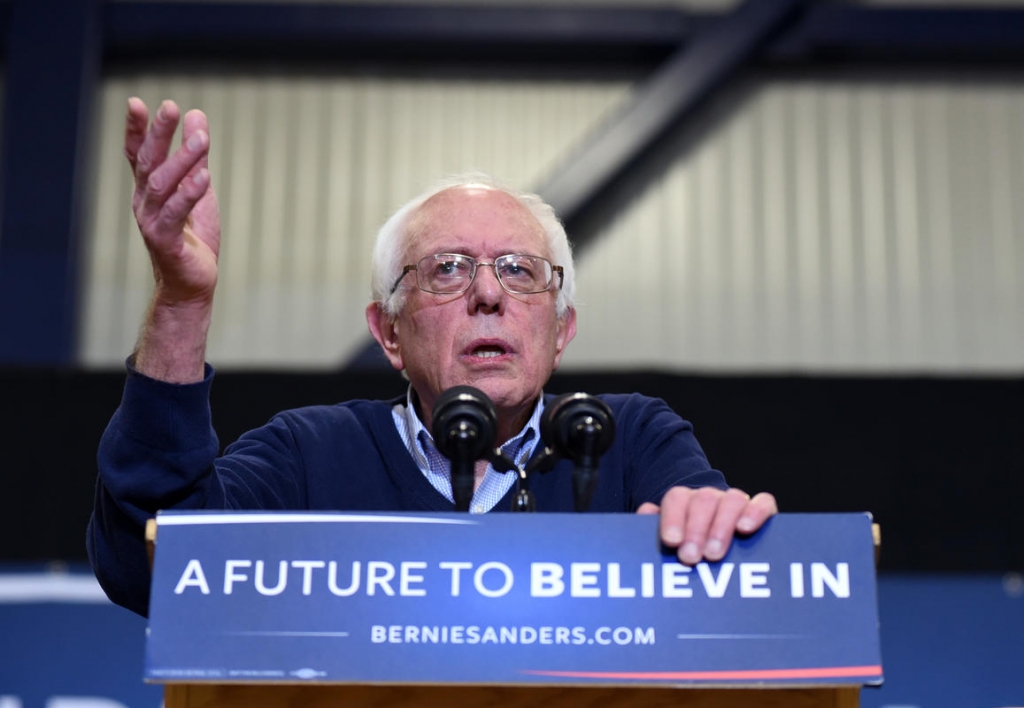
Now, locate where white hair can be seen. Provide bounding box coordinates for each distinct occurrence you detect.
[370,173,576,319]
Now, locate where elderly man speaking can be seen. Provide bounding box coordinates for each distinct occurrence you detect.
[88,99,777,617]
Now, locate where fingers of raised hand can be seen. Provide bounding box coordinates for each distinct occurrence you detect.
[123,97,150,170]
[181,109,212,172]
[154,167,211,240]
[140,124,208,205]
[132,100,180,184]
[137,129,210,241]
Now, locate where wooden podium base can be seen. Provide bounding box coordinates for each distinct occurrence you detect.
[166,683,860,707]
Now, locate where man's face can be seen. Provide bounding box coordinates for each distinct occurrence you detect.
[368,186,576,432]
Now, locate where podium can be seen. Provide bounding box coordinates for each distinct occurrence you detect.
[146,513,881,707]
[164,682,860,706]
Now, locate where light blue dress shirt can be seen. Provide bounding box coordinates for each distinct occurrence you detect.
[392,389,544,513]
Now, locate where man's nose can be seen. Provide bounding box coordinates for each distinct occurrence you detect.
[467,263,504,313]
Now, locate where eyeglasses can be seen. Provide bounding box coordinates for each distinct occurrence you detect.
[390,253,564,296]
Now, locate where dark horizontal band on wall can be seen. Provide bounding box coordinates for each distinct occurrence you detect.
[3,368,1021,572]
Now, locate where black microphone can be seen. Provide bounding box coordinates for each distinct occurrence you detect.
[431,386,498,512]
[541,393,615,512]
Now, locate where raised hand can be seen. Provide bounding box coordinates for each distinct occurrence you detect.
[125,98,220,306]
[124,98,221,382]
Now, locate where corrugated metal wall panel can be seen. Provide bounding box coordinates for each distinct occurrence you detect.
[80,74,631,367]
[565,81,1024,374]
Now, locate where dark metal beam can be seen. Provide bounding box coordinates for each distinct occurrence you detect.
[103,3,694,69]
[104,3,692,45]
[535,0,808,234]
[93,3,1024,71]
[0,0,102,365]
[768,4,1024,63]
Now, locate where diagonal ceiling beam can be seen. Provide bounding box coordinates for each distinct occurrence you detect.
[536,0,808,238]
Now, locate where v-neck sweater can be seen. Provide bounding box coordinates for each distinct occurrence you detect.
[88,365,726,616]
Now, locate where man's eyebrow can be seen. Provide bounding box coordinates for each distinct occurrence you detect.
[422,244,535,258]
[431,247,489,257]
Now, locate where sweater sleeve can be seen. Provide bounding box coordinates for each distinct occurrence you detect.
[86,362,220,615]
[86,362,309,615]
[612,393,729,509]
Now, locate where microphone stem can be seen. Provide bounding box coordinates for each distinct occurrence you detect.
[573,465,597,512]
[449,425,478,512]
[451,460,474,512]
[571,423,601,512]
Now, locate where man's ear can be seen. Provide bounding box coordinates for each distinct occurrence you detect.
[365,302,404,371]
[552,306,577,370]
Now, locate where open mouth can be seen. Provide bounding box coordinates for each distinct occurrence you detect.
[470,344,507,358]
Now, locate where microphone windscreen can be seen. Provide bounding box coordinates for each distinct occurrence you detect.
[431,385,498,461]
[541,392,615,458]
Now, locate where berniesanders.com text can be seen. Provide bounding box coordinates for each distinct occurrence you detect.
[371,624,655,646]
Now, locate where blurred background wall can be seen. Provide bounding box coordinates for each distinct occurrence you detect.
[81,75,1024,373]
[0,1,1021,706]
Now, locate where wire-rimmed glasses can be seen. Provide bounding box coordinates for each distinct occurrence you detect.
[390,253,564,296]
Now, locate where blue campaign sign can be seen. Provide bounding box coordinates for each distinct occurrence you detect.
[146,512,882,687]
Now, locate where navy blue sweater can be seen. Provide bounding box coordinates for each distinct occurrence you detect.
[88,366,726,616]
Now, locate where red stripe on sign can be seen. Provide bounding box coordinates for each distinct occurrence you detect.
[522,665,883,681]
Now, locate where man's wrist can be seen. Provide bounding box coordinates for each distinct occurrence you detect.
[133,299,213,383]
